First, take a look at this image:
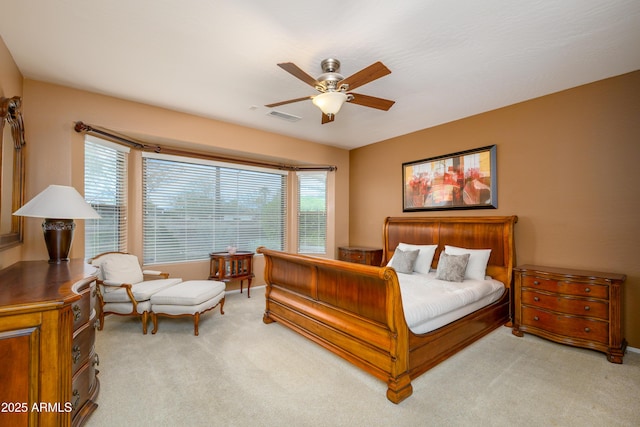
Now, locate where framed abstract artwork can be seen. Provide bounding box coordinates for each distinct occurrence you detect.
[402,145,497,212]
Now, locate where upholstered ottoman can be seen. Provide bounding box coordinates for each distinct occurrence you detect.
[150,280,225,336]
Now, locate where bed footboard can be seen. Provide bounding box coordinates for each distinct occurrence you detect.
[257,247,414,403]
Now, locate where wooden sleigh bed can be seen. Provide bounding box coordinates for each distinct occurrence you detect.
[257,215,517,403]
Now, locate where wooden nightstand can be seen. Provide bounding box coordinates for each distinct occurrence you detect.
[338,246,383,266]
[512,264,626,363]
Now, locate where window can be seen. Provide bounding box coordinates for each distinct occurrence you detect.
[84,137,128,259]
[297,171,327,254]
[142,153,287,264]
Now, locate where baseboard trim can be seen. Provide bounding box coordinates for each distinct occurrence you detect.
[627,345,640,354]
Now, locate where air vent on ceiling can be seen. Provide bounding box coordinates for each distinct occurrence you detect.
[267,110,301,122]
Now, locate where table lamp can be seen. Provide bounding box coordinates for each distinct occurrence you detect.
[13,184,101,263]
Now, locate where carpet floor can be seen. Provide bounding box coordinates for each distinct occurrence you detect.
[87,287,640,427]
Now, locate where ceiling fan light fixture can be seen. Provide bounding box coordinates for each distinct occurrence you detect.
[268,59,393,124]
[312,91,347,116]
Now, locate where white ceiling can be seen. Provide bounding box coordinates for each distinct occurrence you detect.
[1,0,639,150]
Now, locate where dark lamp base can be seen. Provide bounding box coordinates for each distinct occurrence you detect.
[42,218,75,264]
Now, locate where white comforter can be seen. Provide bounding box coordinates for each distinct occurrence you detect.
[398,272,505,334]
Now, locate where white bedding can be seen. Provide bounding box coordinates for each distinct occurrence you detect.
[398,271,505,334]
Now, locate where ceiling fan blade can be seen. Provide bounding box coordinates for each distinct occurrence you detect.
[321,113,335,124]
[340,61,391,91]
[347,93,395,111]
[265,96,313,108]
[277,62,320,88]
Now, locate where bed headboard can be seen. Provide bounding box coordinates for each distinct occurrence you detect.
[383,216,518,286]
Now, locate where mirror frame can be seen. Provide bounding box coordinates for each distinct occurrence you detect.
[0,96,26,249]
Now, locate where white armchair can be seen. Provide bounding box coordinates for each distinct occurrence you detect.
[89,252,182,334]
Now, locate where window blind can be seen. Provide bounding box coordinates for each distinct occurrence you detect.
[142,153,287,264]
[297,171,327,254]
[84,137,128,259]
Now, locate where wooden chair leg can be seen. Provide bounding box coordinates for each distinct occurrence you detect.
[219,297,225,315]
[141,312,149,334]
[151,313,159,334]
[193,312,200,336]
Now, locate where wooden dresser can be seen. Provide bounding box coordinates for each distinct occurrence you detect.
[338,246,383,266]
[512,264,626,363]
[0,260,99,426]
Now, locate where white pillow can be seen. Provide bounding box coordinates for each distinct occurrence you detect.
[444,245,491,281]
[387,243,437,274]
[101,254,144,284]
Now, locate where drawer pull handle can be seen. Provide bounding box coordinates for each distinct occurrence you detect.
[584,287,591,293]
[533,280,540,285]
[72,389,80,410]
[584,327,591,333]
[72,304,81,321]
[533,316,539,321]
[584,306,590,311]
[533,296,540,302]
[72,345,81,364]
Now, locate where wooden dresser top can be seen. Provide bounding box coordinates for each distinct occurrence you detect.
[0,259,97,308]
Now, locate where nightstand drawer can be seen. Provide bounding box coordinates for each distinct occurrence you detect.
[521,290,609,320]
[522,306,609,344]
[522,276,608,299]
[340,250,365,262]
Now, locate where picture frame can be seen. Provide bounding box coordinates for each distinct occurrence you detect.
[402,145,497,212]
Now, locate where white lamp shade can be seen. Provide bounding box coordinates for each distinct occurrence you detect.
[13,185,101,219]
[312,91,347,115]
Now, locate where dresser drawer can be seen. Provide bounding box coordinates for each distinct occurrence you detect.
[72,311,96,375]
[521,306,608,344]
[521,275,609,299]
[71,356,99,419]
[90,283,97,316]
[72,284,94,331]
[521,290,609,320]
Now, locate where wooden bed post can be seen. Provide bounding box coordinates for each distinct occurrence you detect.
[382,267,413,403]
[260,246,275,324]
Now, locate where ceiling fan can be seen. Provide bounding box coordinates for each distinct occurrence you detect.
[265,58,395,124]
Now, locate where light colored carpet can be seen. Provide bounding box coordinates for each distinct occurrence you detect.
[87,287,640,427]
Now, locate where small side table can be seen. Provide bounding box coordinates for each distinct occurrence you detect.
[338,246,383,266]
[209,251,255,298]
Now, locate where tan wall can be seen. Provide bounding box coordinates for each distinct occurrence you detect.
[10,78,349,289]
[350,71,640,348]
